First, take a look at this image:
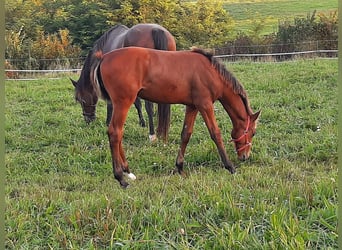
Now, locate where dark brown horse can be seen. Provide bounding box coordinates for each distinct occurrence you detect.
[81,47,260,188]
[71,23,176,141]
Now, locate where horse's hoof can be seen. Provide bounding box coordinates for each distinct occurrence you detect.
[180,171,187,177]
[149,134,157,142]
[120,181,129,189]
[173,167,186,177]
[126,172,136,180]
[140,120,146,127]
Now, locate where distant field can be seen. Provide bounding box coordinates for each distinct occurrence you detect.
[223,0,338,33]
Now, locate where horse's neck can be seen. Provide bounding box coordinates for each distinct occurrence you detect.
[78,52,93,87]
[102,31,127,52]
[220,90,248,128]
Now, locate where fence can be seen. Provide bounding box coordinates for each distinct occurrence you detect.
[215,49,338,62]
[214,40,338,55]
[5,57,84,80]
[5,40,338,80]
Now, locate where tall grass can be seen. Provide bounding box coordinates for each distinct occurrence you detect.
[5,59,337,249]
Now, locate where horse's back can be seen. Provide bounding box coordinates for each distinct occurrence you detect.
[100,47,151,81]
[102,47,186,73]
[101,47,209,81]
[125,23,176,51]
[100,47,215,104]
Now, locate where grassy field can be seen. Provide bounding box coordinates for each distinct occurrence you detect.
[5,58,337,249]
[223,0,338,34]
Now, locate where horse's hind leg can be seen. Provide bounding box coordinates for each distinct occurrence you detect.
[175,105,198,176]
[106,102,113,126]
[144,100,156,141]
[134,97,146,127]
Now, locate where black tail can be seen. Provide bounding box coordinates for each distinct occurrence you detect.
[152,28,171,141]
[151,28,169,50]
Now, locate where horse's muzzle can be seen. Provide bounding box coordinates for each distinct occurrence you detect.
[84,114,96,124]
[238,152,250,161]
[239,155,247,161]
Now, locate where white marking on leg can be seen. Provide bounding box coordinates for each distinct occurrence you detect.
[149,134,157,142]
[126,172,136,180]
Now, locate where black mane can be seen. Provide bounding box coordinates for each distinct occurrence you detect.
[93,24,128,52]
[191,48,251,113]
[76,25,128,92]
[76,50,93,90]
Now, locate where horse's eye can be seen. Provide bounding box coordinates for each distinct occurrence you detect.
[76,96,85,104]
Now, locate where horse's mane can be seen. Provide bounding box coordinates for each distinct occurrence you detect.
[76,25,127,92]
[191,47,252,114]
[93,24,128,52]
[74,24,129,93]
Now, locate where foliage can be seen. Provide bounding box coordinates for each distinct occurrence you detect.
[5,0,339,67]
[106,0,235,49]
[31,29,81,67]
[5,0,35,37]
[215,10,338,57]
[5,28,81,70]
[5,0,235,58]
[5,59,338,248]
[223,0,338,34]
[175,0,236,48]
[5,26,26,60]
[63,0,118,51]
[276,10,338,46]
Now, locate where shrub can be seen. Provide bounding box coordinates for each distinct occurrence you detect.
[5,28,81,70]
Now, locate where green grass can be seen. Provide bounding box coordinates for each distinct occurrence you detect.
[5,59,337,249]
[223,0,338,34]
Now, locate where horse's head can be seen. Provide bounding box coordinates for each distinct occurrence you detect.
[71,78,98,123]
[231,110,261,161]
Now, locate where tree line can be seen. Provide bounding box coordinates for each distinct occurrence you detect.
[5,0,338,70]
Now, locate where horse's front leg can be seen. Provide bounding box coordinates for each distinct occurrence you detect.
[175,105,198,176]
[107,104,133,188]
[119,141,136,181]
[199,105,236,174]
[144,100,156,141]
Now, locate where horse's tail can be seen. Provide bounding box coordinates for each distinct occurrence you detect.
[152,28,171,141]
[155,102,170,141]
[151,28,169,50]
[92,50,110,101]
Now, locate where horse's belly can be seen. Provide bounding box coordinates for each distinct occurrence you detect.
[138,85,190,104]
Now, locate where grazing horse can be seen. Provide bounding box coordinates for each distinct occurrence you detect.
[71,23,176,141]
[78,47,260,188]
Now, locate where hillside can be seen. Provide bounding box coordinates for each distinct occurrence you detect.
[223,0,338,33]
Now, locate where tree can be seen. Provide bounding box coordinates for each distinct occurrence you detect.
[5,0,237,59]
[32,29,81,59]
[63,0,117,53]
[111,0,235,49]
[166,0,235,49]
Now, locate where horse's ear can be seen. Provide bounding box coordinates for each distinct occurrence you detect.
[70,78,78,88]
[251,110,261,122]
